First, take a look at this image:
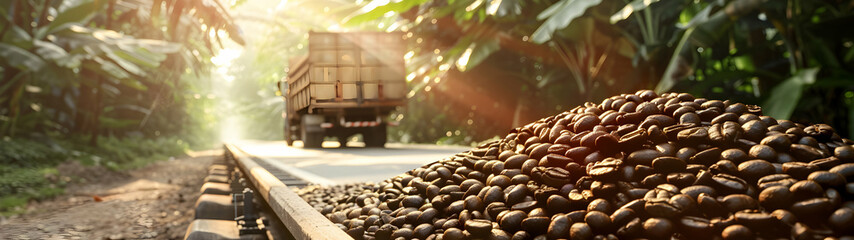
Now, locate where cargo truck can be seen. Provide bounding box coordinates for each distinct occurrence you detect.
[279,32,407,148]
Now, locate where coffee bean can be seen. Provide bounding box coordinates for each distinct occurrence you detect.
[690,147,722,166]
[791,144,824,161]
[521,216,550,234]
[570,222,593,240]
[758,186,793,210]
[721,194,757,212]
[547,195,571,214]
[643,218,674,239]
[830,163,854,182]
[681,185,717,199]
[588,158,623,181]
[711,173,749,195]
[627,149,662,166]
[737,159,775,183]
[782,162,818,180]
[742,120,767,142]
[678,127,710,146]
[828,208,854,234]
[790,180,825,201]
[679,216,713,237]
[748,145,777,161]
[548,214,571,239]
[587,198,613,214]
[499,210,526,232]
[807,171,846,189]
[790,198,835,220]
[442,227,466,240]
[465,219,493,237]
[760,134,792,151]
[306,92,854,240]
[721,224,753,240]
[645,198,682,219]
[720,149,749,163]
[653,156,687,173]
[391,228,413,239]
[835,146,854,162]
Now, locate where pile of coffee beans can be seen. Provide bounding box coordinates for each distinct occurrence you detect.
[297,90,854,240]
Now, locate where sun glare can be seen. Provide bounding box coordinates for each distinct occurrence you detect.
[211,48,242,82]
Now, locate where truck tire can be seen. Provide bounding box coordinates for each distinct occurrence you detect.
[364,126,387,148]
[284,120,293,146]
[300,114,324,148]
[302,130,323,148]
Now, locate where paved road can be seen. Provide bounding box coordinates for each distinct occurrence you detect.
[231,140,471,184]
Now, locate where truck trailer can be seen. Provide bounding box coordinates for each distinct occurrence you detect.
[280,32,406,148]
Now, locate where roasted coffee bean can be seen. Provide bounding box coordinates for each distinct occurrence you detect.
[499,210,526,232]
[737,159,775,183]
[645,197,682,219]
[742,120,767,142]
[790,180,825,201]
[720,149,749,163]
[652,156,687,173]
[790,198,835,220]
[627,149,662,166]
[748,145,777,161]
[722,194,758,212]
[465,219,493,237]
[835,146,854,162]
[828,208,854,234]
[830,163,854,182]
[791,144,824,161]
[721,224,753,240]
[681,185,717,199]
[305,92,854,240]
[679,216,713,237]
[586,198,613,214]
[548,214,571,239]
[643,218,674,239]
[782,162,818,180]
[758,186,793,210]
[569,222,593,240]
[587,158,623,182]
[760,134,792,151]
[691,147,722,166]
[807,171,846,189]
[711,173,749,195]
[521,216,550,235]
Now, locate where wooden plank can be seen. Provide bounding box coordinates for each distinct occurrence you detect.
[224,144,352,240]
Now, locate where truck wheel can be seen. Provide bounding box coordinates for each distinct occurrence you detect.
[284,121,293,146]
[300,114,324,148]
[302,129,323,148]
[365,126,387,148]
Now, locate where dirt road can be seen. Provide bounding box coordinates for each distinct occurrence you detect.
[0,150,221,240]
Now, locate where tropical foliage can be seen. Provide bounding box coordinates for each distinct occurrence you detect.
[0,0,242,144]
[346,0,854,145]
[0,0,241,212]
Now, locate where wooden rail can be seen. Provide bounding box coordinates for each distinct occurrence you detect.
[224,144,352,240]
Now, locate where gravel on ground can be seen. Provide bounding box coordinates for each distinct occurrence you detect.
[0,150,222,240]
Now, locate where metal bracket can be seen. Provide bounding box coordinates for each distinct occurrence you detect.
[233,188,266,235]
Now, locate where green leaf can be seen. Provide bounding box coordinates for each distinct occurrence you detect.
[33,40,69,63]
[761,68,820,120]
[655,28,694,93]
[100,45,147,77]
[530,0,603,44]
[0,43,45,71]
[610,0,661,24]
[343,0,428,26]
[49,0,104,33]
